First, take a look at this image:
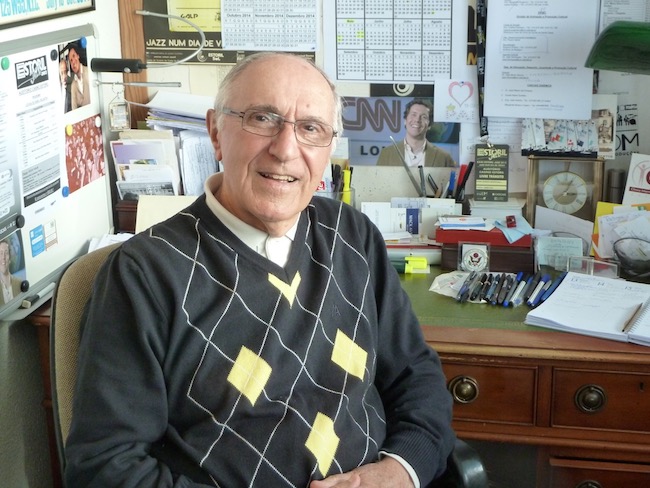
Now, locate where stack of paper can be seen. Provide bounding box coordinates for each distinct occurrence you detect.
[438,216,487,229]
[145,91,214,133]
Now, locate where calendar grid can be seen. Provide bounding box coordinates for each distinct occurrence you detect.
[332,0,452,82]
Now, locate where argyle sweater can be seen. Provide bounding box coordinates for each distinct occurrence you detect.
[65,195,454,487]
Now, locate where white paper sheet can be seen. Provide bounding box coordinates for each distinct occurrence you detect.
[484,0,599,120]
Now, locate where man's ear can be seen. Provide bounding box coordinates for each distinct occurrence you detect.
[206,109,223,161]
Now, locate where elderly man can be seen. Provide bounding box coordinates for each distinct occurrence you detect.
[65,52,455,487]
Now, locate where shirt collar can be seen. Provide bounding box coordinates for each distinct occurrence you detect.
[204,173,298,259]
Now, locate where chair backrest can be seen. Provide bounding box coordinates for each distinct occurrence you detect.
[50,243,121,476]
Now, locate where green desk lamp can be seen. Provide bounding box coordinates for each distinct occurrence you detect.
[585,21,650,74]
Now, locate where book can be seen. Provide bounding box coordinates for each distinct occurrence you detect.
[525,272,650,346]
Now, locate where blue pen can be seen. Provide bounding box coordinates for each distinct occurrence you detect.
[446,170,456,198]
[511,273,532,307]
[540,272,567,303]
[503,272,523,307]
[456,271,477,302]
[527,274,551,307]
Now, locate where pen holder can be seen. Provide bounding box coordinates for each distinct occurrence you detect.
[317,188,355,208]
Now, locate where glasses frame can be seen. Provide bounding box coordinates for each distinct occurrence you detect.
[221,108,337,147]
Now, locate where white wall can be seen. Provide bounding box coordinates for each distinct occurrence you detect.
[0,3,122,486]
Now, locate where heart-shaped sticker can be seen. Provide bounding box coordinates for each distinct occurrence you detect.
[448,81,473,107]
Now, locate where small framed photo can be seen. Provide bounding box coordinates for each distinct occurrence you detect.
[526,156,604,227]
[0,1,95,29]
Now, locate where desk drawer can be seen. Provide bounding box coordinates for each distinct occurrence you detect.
[552,368,650,433]
[443,363,536,425]
[548,457,650,488]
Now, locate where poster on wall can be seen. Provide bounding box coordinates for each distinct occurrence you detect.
[341,96,460,166]
[142,0,315,65]
[0,27,111,319]
[0,0,95,29]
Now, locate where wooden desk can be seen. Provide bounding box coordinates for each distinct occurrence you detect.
[401,272,650,487]
[30,272,650,487]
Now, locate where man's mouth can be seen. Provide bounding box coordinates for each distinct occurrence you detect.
[261,172,296,183]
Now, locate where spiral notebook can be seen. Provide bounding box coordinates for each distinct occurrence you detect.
[525,272,650,346]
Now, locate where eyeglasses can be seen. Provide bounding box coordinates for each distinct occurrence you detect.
[221,108,337,147]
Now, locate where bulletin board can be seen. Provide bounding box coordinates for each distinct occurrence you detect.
[0,24,112,319]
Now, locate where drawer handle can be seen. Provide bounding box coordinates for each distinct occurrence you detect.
[574,384,607,413]
[575,481,602,488]
[448,375,479,404]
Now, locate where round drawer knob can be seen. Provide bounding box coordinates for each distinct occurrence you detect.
[574,384,607,413]
[448,375,479,404]
[575,480,602,488]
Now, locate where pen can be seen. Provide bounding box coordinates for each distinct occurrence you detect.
[341,169,352,205]
[446,170,456,198]
[418,165,426,198]
[455,161,474,203]
[540,271,567,303]
[526,274,551,307]
[522,271,541,303]
[469,273,488,301]
[456,270,477,302]
[509,273,530,307]
[503,272,523,307]
[21,281,56,309]
[478,273,493,302]
[497,274,513,305]
[427,174,438,195]
[485,273,502,304]
[622,302,644,333]
[490,273,506,305]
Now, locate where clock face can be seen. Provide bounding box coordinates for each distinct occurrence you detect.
[542,171,588,215]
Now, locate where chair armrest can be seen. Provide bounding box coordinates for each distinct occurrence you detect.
[425,438,489,488]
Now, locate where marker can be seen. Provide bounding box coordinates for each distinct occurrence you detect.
[540,272,567,303]
[526,274,551,307]
[21,281,56,309]
[491,273,507,305]
[509,273,530,307]
[469,273,488,301]
[485,273,502,304]
[478,273,494,302]
[497,274,513,305]
[503,272,523,307]
[456,271,477,302]
[521,271,541,303]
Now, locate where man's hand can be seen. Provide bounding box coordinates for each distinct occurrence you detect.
[309,457,415,488]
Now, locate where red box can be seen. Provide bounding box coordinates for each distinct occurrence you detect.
[435,227,532,248]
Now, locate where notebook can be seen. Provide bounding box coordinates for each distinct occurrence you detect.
[524,272,650,346]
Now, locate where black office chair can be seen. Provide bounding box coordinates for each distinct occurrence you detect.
[50,243,488,488]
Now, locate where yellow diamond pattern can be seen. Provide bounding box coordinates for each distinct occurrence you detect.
[268,272,301,307]
[331,329,367,381]
[305,412,340,477]
[227,346,272,406]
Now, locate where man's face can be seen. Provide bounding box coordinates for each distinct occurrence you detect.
[405,104,431,138]
[59,61,67,83]
[208,56,335,235]
[69,48,80,74]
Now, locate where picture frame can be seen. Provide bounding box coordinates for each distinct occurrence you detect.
[526,156,604,227]
[0,1,95,29]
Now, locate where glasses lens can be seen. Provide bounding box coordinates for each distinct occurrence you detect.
[240,109,334,147]
[295,120,334,147]
[242,110,283,136]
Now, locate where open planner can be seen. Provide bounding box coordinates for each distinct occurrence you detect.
[525,272,650,346]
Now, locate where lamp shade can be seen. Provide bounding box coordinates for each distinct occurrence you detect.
[585,21,650,74]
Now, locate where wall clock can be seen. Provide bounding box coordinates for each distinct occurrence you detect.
[526,156,604,226]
